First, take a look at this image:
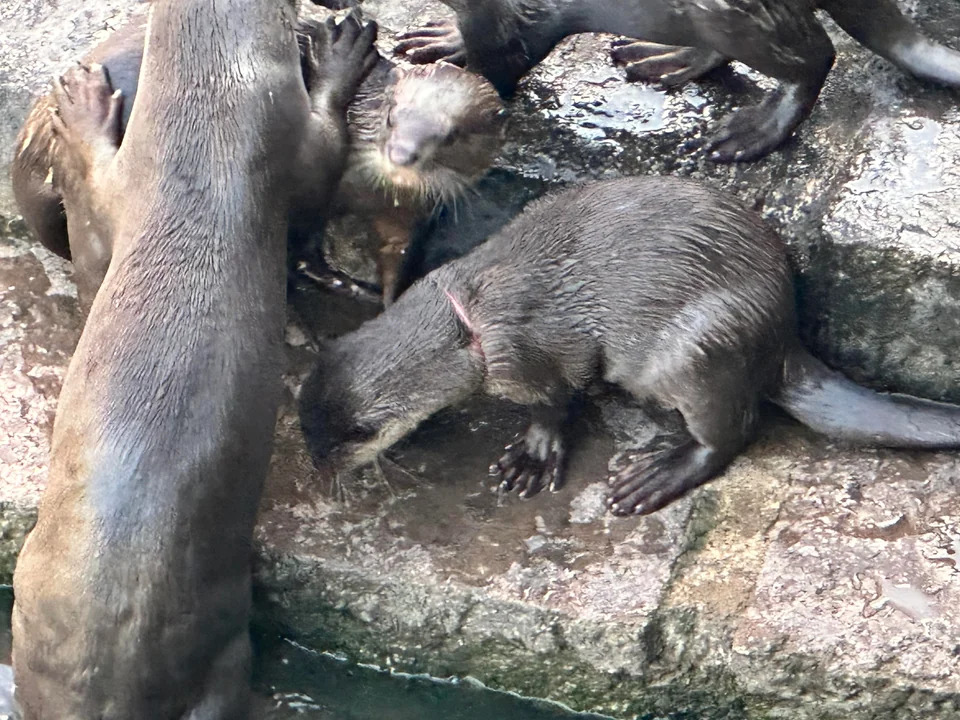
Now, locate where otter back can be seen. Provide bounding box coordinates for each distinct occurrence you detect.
[300,176,960,518]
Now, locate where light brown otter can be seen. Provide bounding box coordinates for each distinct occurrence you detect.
[309,47,505,304]
[11,11,503,311]
[10,4,376,718]
[299,176,960,516]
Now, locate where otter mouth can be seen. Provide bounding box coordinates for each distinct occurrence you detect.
[360,147,470,206]
[380,161,430,193]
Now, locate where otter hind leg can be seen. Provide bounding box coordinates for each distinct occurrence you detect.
[11,99,71,260]
[490,404,568,499]
[394,20,467,66]
[706,81,827,162]
[610,40,727,87]
[606,434,718,515]
[607,360,760,515]
[821,0,960,87]
[49,64,123,312]
[693,8,835,162]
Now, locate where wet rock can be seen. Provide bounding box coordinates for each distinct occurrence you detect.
[2,1,960,719]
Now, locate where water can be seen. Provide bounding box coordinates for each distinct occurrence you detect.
[255,639,613,720]
[0,586,610,720]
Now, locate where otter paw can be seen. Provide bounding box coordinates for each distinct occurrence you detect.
[611,40,726,87]
[50,63,122,155]
[394,20,467,66]
[606,436,699,515]
[489,426,565,499]
[304,10,379,110]
[706,88,802,162]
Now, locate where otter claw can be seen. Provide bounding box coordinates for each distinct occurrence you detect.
[490,426,565,499]
[611,40,726,87]
[394,19,466,66]
[49,63,123,157]
[606,435,706,515]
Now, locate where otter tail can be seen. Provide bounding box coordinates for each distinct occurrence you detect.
[821,0,960,86]
[770,345,960,448]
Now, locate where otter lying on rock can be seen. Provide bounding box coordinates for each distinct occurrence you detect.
[299,176,960,516]
[11,4,376,718]
[11,8,503,311]
[395,0,960,162]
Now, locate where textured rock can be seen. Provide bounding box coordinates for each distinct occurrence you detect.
[2,1,960,719]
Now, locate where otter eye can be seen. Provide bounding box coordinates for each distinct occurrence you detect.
[345,424,376,443]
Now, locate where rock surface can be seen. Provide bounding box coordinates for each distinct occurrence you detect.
[2,1,960,719]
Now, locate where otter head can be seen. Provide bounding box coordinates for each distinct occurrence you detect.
[298,278,487,474]
[372,63,505,205]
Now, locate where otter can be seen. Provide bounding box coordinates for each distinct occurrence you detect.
[394,0,960,162]
[10,15,148,310]
[11,10,503,311]
[299,176,960,516]
[11,5,376,719]
[305,42,505,304]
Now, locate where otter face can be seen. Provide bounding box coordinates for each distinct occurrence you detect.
[298,368,430,472]
[372,64,505,204]
[298,280,486,474]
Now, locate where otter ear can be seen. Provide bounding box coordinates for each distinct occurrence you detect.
[442,287,480,348]
[387,67,405,85]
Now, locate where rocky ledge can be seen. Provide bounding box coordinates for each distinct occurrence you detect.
[1,1,959,718]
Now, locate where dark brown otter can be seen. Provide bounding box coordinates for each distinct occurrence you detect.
[299,176,960,516]
[11,4,376,719]
[394,0,960,162]
[11,10,503,311]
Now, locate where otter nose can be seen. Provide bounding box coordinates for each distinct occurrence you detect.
[386,139,420,167]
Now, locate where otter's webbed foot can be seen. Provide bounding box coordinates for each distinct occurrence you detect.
[490,419,566,499]
[610,40,727,87]
[50,64,122,186]
[395,20,467,66]
[606,434,728,515]
[303,11,379,112]
[706,82,816,162]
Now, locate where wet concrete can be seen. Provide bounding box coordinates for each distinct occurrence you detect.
[2,0,960,719]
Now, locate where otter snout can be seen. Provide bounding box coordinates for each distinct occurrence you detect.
[386,138,421,166]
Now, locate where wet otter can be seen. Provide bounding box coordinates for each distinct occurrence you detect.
[299,176,960,515]
[10,14,148,310]
[311,50,505,304]
[11,10,503,310]
[395,0,960,161]
[11,5,376,719]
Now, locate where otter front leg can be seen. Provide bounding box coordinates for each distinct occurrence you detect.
[490,403,569,499]
[294,14,379,219]
[49,64,123,312]
[395,20,467,66]
[611,40,727,87]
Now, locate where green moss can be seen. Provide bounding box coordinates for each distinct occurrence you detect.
[0,503,36,584]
